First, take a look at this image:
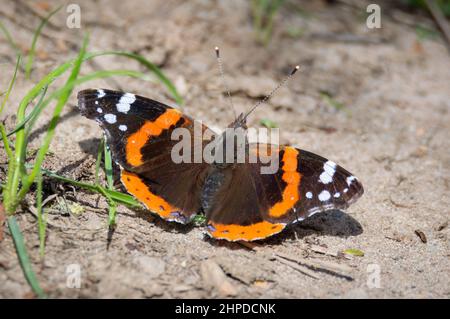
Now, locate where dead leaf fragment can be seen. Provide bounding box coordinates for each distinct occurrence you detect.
[414,230,427,243]
[411,145,428,158]
[68,202,84,215]
[436,221,448,232]
[35,1,51,11]
[309,244,339,257]
[200,260,237,297]
[343,249,365,257]
[253,280,270,289]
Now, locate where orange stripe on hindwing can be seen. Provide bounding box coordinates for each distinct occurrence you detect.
[125,109,182,167]
[121,170,180,219]
[208,221,285,241]
[269,147,301,218]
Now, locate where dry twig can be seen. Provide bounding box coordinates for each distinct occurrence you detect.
[273,255,320,279]
[425,0,450,53]
[275,252,353,277]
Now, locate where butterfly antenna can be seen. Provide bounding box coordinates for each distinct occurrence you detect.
[243,65,300,121]
[215,46,237,119]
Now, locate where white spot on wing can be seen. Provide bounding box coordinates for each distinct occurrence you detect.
[95,101,99,105]
[334,192,340,198]
[306,191,313,199]
[318,190,331,202]
[120,93,136,104]
[97,89,105,98]
[319,160,337,184]
[346,175,356,186]
[116,103,130,113]
[116,93,136,113]
[319,171,333,184]
[96,108,102,113]
[344,188,348,193]
[104,113,116,124]
[324,161,336,175]
[119,124,127,131]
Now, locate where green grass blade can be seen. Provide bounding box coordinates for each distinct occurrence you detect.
[39,168,141,208]
[8,86,48,137]
[320,91,349,115]
[251,0,285,45]
[0,37,181,299]
[94,138,104,185]
[10,51,179,143]
[0,124,13,160]
[92,139,117,225]
[0,55,21,116]
[14,50,180,138]
[103,139,117,227]
[7,216,46,298]
[4,48,83,213]
[9,70,144,137]
[0,21,22,56]
[7,62,78,213]
[36,172,46,258]
[103,51,183,105]
[104,141,114,189]
[17,34,89,205]
[104,189,140,207]
[5,49,178,214]
[24,86,49,136]
[25,5,62,79]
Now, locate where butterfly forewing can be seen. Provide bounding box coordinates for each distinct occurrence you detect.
[78,88,211,223]
[294,149,364,221]
[78,89,182,169]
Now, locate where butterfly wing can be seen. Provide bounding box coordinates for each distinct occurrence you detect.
[78,89,212,223]
[205,144,364,241]
[290,148,364,218]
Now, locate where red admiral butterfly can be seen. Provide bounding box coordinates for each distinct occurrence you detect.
[77,56,363,242]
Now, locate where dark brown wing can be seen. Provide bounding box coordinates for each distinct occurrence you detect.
[293,148,364,220]
[78,88,214,223]
[205,144,364,241]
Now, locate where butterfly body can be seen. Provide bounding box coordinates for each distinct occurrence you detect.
[78,88,364,241]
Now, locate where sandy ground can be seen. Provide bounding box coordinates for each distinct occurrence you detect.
[0,0,449,298]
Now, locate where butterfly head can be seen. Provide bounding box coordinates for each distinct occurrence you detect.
[209,113,249,168]
[228,112,248,130]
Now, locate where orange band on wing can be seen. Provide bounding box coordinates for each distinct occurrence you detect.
[208,221,285,241]
[126,109,182,167]
[121,170,179,219]
[269,147,301,218]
